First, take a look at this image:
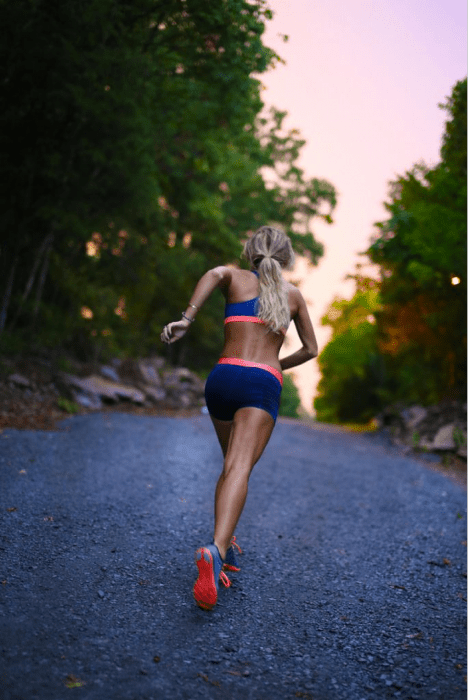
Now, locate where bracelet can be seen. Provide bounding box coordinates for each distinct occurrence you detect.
[189,303,198,310]
[181,312,195,323]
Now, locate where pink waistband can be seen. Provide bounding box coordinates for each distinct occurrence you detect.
[217,357,283,385]
[224,316,287,336]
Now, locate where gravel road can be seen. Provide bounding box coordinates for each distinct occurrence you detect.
[0,413,466,700]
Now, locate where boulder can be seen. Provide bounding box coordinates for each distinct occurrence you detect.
[432,423,456,450]
[400,405,428,430]
[116,358,145,386]
[8,373,31,388]
[147,356,165,371]
[162,368,205,395]
[141,385,167,403]
[379,400,466,458]
[71,391,103,410]
[99,365,121,383]
[178,391,193,409]
[138,360,163,388]
[419,438,434,450]
[117,357,165,387]
[60,374,145,404]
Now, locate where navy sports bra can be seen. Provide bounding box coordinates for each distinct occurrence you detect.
[224,271,288,335]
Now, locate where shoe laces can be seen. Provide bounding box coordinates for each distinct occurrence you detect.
[230,536,242,555]
[219,570,231,588]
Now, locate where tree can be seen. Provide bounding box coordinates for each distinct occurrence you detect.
[0,0,337,370]
[367,78,467,402]
[279,373,301,418]
[314,271,384,423]
[315,79,466,423]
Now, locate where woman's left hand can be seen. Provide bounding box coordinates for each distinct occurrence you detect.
[160,318,191,344]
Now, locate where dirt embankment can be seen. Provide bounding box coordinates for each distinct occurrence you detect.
[0,354,203,431]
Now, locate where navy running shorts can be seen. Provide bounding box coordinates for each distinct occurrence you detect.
[204,358,283,422]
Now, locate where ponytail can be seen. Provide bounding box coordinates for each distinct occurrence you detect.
[256,256,290,334]
[242,226,295,334]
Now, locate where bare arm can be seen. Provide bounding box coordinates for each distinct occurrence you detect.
[161,266,232,344]
[280,289,318,370]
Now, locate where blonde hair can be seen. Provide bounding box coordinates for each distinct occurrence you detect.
[242,226,295,334]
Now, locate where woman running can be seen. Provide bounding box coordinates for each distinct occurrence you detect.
[160,226,318,609]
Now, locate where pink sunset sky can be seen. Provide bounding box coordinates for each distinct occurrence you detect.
[263,0,467,414]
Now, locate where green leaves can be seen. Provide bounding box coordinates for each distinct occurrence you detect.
[314,276,383,423]
[316,79,466,422]
[1,0,336,369]
[278,373,301,418]
[367,79,467,401]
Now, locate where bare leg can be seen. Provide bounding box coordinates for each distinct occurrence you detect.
[212,407,275,559]
[210,416,233,459]
[209,416,233,527]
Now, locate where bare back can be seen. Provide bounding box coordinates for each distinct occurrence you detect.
[218,267,300,371]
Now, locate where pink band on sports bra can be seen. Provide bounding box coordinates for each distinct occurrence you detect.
[225,315,264,325]
[217,357,283,386]
[224,316,287,336]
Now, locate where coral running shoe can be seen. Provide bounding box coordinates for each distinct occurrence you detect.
[223,536,242,572]
[193,544,231,610]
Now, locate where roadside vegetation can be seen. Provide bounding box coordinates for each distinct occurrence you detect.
[314,79,467,424]
[0,0,336,377]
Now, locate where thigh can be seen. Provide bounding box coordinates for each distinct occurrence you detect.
[223,406,276,477]
[210,415,233,458]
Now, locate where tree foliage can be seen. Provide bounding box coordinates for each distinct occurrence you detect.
[314,272,384,423]
[315,79,466,422]
[278,372,301,418]
[0,0,336,370]
[367,78,467,404]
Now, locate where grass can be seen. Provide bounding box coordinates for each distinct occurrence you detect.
[298,416,381,433]
[453,427,467,450]
[57,397,80,414]
[337,418,381,433]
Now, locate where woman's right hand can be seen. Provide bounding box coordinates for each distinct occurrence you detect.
[160,318,191,344]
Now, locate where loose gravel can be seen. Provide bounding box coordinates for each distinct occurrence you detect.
[0,413,466,700]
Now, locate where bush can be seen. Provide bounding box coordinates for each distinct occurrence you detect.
[279,373,301,418]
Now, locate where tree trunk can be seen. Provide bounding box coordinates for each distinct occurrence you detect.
[10,233,54,330]
[32,237,53,322]
[0,255,18,333]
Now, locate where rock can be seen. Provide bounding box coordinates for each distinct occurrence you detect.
[419,438,434,450]
[116,358,144,386]
[8,373,31,388]
[141,385,167,403]
[71,391,103,409]
[400,406,428,430]
[61,374,145,404]
[432,424,456,450]
[112,358,170,404]
[178,392,193,408]
[148,356,165,370]
[138,360,163,388]
[99,365,121,383]
[117,357,165,387]
[382,401,466,457]
[372,414,384,429]
[162,368,205,395]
